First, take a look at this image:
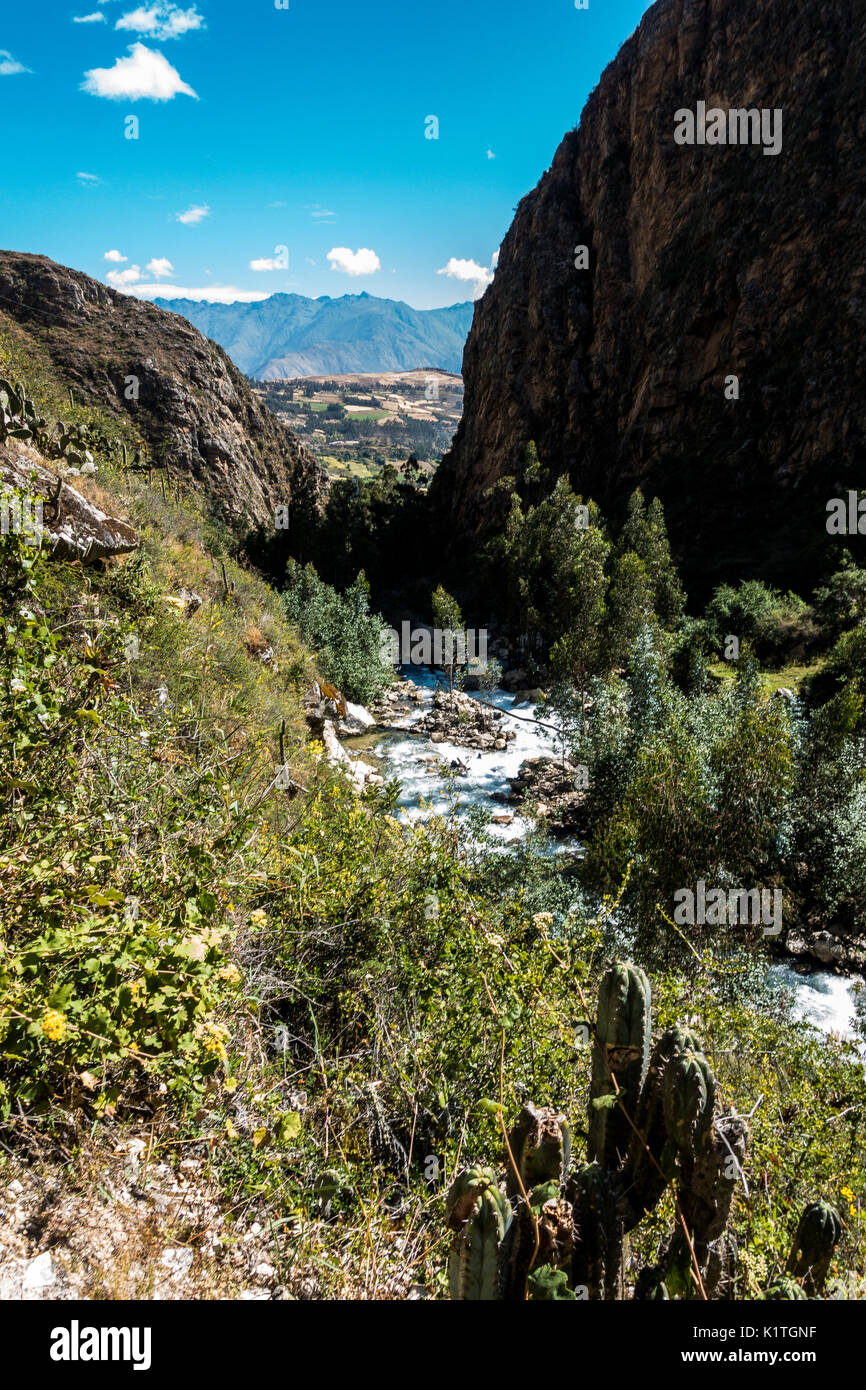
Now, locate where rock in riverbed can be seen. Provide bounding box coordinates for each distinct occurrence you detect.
[415,690,516,751]
[497,756,587,837]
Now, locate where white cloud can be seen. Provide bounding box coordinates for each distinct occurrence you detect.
[77,171,103,185]
[116,4,204,41]
[145,256,174,278]
[120,283,271,303]
[250,256,283,272]
[304,257,316,266]
[103,249,127,262]
[107,264,143,287]
[486,148,496,159]
[491,249,500,269]
[437,256,495,297]
[82,42,197,101]
[308,204,336,221]
[0,51,32,76]
[175,203,209,224]
[73,12,106,22]
[326,246,380,277]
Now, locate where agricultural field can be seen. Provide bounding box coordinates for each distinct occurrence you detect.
[255,369,463,482]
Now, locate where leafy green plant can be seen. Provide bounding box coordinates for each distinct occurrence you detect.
[282,559,392,704]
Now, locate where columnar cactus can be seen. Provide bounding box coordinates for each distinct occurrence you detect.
[621,1025,698,1226]
[588,962,651,1169]
[446,1166,511,1300]
[445,962,749,1300]
[786,1200,843,1295]
[444,964,841,1301]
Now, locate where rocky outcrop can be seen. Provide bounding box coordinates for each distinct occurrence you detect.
[0,252,328,536]
[304,681,380,738]
[368,677,427,724]
[1,444,138,560]
[415,689,516,751]
[495,756,587,837]
[318,720,383,792]
[433,0,866,596]
[783,925,866,978]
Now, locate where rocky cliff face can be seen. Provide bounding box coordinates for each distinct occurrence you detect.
[0,252,327,534]
[433,0,866,594]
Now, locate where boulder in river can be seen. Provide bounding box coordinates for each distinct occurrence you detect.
[782,924,866,977]
[335,701,376,737]
[318,720,383,791]
[503,756,587,837]
[512,688,546,706]
[415,689,516,751]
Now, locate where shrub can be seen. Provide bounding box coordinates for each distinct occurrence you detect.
[282,559,392,704]
[703,580,817,667]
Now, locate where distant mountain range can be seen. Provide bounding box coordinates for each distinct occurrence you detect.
[153,292,475,380]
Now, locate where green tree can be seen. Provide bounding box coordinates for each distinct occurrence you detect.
[431,583,465,692]
[605,551,653,668]
[813,552,866,643]
[282,560,392,704]
[548,522,610,735]
[617,490,684,628]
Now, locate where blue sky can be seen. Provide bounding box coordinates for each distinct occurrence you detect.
[1,0,653,309]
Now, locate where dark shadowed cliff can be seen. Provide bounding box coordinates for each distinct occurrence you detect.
[432,0,866,596]
[0,252,327,534]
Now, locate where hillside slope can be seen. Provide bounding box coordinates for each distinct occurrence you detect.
[433,0,866,594]
[155,292,474,379]
[0,251,326,534]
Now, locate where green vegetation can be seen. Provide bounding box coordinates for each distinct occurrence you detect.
[281,560,393,704]
[1,348,865,1301]
[431,583,464,692]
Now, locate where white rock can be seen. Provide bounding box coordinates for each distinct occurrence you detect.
[335,701,376,736]
[114,1137,147,1164]
[22,1252,56,1293]
[159,1247,194,1276]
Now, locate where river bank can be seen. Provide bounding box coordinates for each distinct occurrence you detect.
[348,666,864,1045]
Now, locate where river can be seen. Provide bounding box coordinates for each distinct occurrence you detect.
[351,667,862,1045]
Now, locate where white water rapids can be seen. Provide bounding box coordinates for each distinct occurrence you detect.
[352,667,862,1044]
